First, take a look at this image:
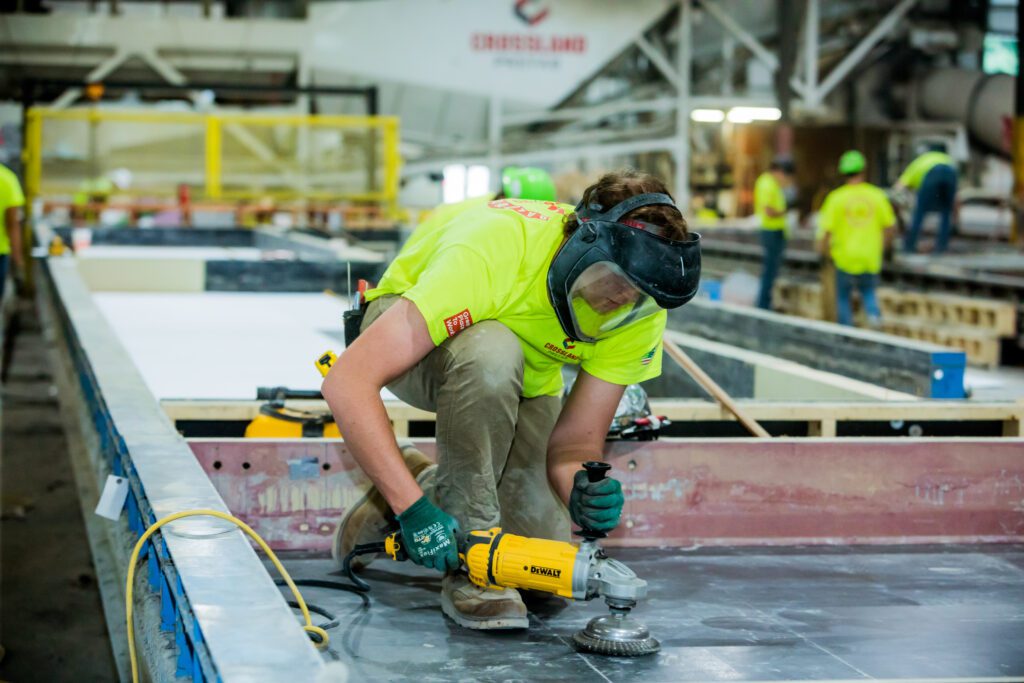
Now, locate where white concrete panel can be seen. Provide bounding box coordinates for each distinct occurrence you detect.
[92,292,386,401]
[75,246,267,292]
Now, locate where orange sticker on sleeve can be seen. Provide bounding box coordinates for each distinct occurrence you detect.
[443,309,474,337]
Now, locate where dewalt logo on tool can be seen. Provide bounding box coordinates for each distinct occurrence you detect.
[529,565,561,578]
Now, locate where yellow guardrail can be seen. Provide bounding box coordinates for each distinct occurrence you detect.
[23,107,402,216]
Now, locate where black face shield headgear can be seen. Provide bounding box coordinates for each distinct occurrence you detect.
[547,192,701,343]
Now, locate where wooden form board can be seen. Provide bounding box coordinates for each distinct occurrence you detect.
[161,397,1024,438]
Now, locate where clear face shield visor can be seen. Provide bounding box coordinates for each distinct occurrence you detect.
[568,261,663,341]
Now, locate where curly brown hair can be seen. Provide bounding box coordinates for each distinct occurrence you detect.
[563,169,688,240]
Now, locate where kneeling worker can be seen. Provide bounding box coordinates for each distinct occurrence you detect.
[321,170,700,629]
[818,151,896,327]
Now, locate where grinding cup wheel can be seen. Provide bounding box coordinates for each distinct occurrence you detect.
[572,613,660,657]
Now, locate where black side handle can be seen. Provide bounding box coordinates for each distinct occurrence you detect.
[577,461,612,541]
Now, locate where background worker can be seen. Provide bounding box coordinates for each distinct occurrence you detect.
[894,144,958,254]
[754,157,794,310]
[818,151,897,327]
[0,163,25,298]
[321,170,700,631]
[407,166,557,246]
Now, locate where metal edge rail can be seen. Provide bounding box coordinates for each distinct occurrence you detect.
[37,257,325,682]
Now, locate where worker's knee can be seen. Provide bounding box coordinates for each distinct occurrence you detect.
[443,321,524,394]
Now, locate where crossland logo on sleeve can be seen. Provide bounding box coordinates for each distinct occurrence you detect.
[544,338,579,361]
[443,309,474,337]
[640,349,656,366]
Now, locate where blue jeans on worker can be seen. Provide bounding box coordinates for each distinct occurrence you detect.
[757,229,786,310]
[0,254,7,300]
[835,268,880,327]
[904,164,957,254]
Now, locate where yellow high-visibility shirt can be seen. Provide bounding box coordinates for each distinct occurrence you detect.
[366,198,665,398]
[0,164,25,256]
[897,152,955,190]
[401,195,493,255]
[819,182,896,275]
[754,172,786,230]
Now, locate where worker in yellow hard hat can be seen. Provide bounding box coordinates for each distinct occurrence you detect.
[818,151,897,327]
[754,156,795,310]
[0,163,25,298]
[894,144,958,254]
[321,170,701,631]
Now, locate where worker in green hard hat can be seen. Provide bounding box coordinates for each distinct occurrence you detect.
[817,150,897,327]
[499,166,557,201]
[893,143,958,254]
[411,167,558,243]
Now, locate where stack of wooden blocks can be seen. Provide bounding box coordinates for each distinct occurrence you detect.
[773,280,1017,367]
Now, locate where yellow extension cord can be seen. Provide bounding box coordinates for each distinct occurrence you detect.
[126,509,329,683]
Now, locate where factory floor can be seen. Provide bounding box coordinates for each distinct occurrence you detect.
[274,545,1024,682]
[0,300,117,682]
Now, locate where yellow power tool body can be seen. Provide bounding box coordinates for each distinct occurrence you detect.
[382,525,647,606]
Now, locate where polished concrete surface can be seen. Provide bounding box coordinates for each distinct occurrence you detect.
[276,545,1024,682]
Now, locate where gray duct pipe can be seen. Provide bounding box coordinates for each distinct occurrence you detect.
[918,67,1013,156]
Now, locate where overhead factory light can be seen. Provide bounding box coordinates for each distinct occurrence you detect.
[690,108,725,123]
[726,106,782,123]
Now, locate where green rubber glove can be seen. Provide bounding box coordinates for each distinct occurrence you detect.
[396,496,460,572]
[568,470,624,532]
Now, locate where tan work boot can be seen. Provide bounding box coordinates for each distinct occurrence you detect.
[332,445,435,570]
[440,573,529,630]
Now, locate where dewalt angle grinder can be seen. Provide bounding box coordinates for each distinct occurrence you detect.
[346,461,660,657]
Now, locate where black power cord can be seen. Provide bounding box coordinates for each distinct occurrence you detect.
[341,541,387,592]
[274,578,372,607]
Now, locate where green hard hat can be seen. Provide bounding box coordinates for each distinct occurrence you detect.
[838,150,866,175]
[501,167,556,201]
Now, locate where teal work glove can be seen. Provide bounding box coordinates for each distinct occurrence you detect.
[568,470,624,532]
[396,496,460,572]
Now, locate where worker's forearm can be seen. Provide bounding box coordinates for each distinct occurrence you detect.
[547,447,593,505]
[321,368,422,515]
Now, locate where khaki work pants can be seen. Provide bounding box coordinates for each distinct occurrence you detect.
[362,295,571,541]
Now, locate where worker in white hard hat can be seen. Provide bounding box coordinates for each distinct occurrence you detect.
[321,170,701,631]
